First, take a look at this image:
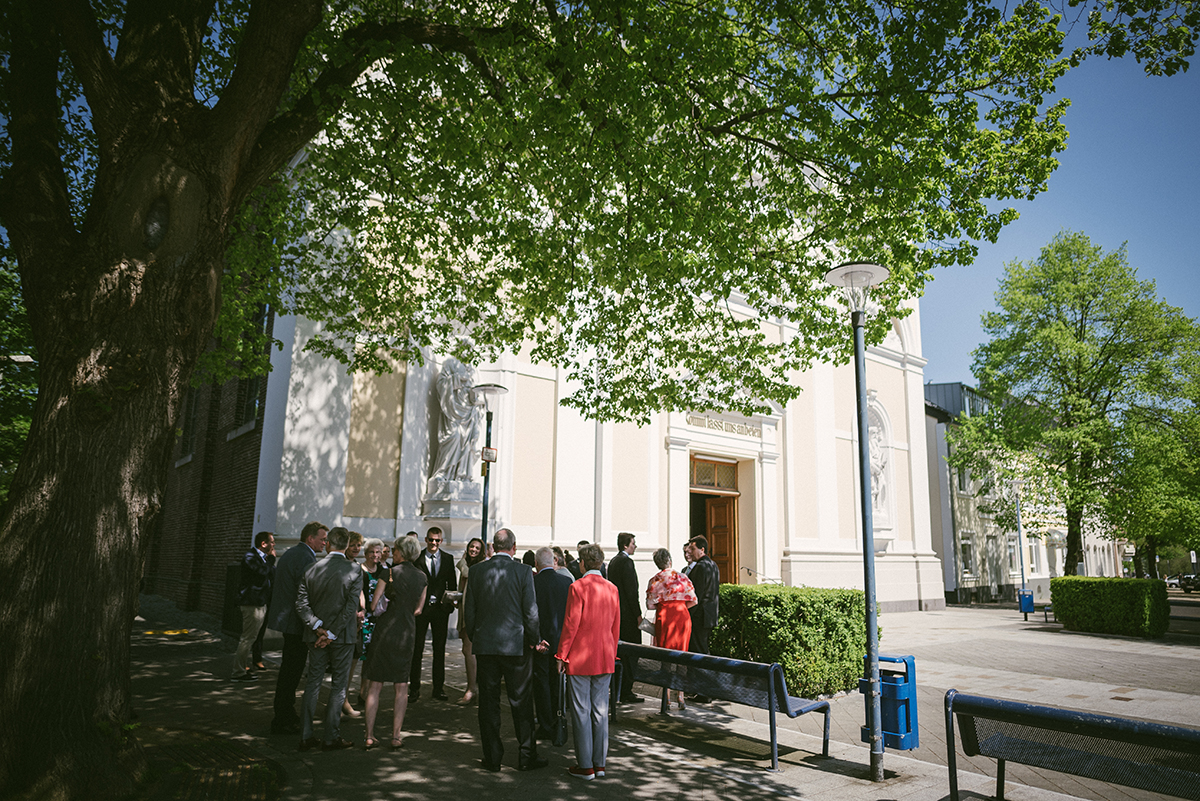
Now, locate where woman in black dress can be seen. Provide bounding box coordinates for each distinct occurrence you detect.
[362,534,427,750]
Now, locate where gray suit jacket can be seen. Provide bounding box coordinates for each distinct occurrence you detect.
[295,553,362,644]
[462,553,539,656]
[267,542,317,635]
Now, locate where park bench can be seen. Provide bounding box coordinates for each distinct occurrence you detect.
[944,689,1200,801]
[615,642,830,770]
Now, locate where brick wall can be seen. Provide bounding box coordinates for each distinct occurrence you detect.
[147,325,271,620]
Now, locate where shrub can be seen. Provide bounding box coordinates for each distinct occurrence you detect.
[710,584,868,698]
[1050,576,1169,638]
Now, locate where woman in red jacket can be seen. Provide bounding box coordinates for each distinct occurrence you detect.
[555,543,620,781]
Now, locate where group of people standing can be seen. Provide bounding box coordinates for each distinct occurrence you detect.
[231,521,720,778]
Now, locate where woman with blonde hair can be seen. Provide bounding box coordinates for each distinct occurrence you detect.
[362,535,427,749]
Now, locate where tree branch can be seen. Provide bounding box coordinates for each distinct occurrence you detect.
[231,15,527,208]
[49,0,125,151]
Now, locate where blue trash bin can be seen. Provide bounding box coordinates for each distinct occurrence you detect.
[1018,589,1035,614]
[859,654,919,750]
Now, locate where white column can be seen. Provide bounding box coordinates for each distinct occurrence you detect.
[666,434,691,552]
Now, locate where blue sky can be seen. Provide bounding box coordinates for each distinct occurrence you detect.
[919,54,1200,386]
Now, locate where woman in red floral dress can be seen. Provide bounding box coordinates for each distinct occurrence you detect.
[645,548,698,709]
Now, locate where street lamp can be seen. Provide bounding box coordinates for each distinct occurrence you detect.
[1013,477,1030,621]
[473,383,508,545]
[824,260,889,783]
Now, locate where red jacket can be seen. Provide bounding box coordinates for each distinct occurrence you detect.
[555,573,620,676]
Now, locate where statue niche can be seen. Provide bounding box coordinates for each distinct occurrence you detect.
[424,357,484,514]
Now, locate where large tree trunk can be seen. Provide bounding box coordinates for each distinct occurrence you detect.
[1065,503,1084,576]
[0,153,226,796]
[0,2,328,794]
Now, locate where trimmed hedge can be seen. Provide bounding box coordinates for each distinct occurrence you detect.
[710,584,868,698]
[1050,576,1170,638]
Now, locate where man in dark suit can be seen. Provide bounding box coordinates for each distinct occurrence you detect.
[462,528,548,772]
[607,531,643,703]
[532,547,572,740]
[295,526,363,751]
[232,531,275,682]
[409,526,457,702]
[684,535,721,703]
[267,521,327,734]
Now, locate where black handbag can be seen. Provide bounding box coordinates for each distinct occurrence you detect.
[553,671,569,747]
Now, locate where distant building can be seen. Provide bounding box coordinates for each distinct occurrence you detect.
[924,382,1123,605]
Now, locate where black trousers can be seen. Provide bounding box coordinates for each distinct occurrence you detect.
[618,636,641,699]
[410,609,450,691]
[272,632,307,723]
[688,624,713,655]
[476,653,537,767]
[531,650,561,733]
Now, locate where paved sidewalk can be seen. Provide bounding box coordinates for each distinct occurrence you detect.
[128,596,1199,800]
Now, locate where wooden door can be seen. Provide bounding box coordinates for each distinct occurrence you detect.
[705,495,737,584]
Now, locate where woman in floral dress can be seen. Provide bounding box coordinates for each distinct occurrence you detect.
[645,547,697,709]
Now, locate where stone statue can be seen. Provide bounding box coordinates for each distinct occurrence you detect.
[429,357,484,483]
[868,413,888,516]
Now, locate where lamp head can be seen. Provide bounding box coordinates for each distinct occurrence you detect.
[824,262,890,313]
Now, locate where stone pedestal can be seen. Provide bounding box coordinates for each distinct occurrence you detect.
[422,479,484,546]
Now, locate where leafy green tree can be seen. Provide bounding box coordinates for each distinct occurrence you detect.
[0,1,1194,797]
[957,231,1197,577]
[0,260,37,506]
[1102,421,1200,578]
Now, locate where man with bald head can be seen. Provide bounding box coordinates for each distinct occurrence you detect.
[462,528,548,772]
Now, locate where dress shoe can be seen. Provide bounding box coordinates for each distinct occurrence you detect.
[322,737,355,751]
[432,689,449,701]
[517,756,549,771]
[232,671,258,683]
[480,760,501,772]
[271,719,301,735]
[408,690,420,703]
[567,766,594,780]
[298,737,320,751]
[593,765,606,778]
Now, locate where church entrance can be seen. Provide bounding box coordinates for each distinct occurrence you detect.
[689,456,739,584]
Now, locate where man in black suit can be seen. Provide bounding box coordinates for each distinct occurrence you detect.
[532,547,572,740]
[462,528,548,772]
[410,526,457,702]
[684,535,721,703]
[607,531,643,703]
[267,521,327,734]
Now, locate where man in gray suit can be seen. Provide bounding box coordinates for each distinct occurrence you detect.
[268,521,327,734]
[462,528,548,772]
[295,526,363,751]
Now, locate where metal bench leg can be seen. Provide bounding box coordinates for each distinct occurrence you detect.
[822,708,831,757]
[660,685,670,715]
[768,676,779,771]
[997,758,1005,801]
[946,695,959,801]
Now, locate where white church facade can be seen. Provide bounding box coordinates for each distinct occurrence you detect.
[241,297,946,613]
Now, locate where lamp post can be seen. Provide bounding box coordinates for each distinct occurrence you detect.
[1013,477,1029,621]
[472,383,508,544]
[824,260,889,783]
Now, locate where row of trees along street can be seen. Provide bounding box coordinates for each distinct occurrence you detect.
[1,1,1197,798]
[948,231,1200,580]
